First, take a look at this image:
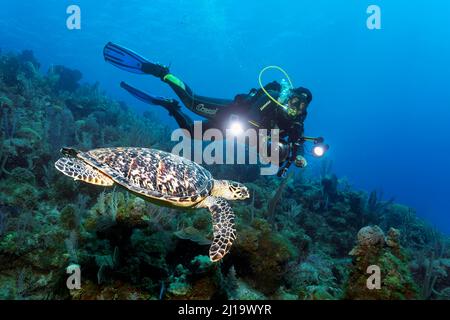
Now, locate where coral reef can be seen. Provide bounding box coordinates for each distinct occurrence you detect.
[345,226,418,299]
[0,50,449,300]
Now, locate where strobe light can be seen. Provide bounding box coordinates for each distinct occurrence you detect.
[229,121,244,135]
[312,143,329,157]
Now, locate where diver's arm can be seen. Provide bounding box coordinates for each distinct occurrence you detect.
[286,121,304,151]
[289,121,309,170]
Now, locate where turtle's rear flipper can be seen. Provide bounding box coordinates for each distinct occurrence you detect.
[55,157,114,186]
[198,196,236,262]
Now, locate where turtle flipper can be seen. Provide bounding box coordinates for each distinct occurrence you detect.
[55,157,114,186]
[198,196,236,262]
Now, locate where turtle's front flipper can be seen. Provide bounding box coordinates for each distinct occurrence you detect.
[55,157,114,186]
[197,196,236,262]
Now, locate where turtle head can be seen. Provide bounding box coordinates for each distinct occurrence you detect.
[60,147,79,157]
[212,180,250,200]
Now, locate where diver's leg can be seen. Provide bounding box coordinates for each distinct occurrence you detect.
[103,43,232,119]
[168,108,221,141]
[167,107,195,136]
[169,109,221,136]
[103,43,232,115]
[119,81,205,137]
[162,73,233,119]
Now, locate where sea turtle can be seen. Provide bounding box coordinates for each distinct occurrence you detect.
[55,147,249,262]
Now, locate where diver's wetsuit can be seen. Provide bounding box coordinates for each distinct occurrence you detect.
[155,72,306,165]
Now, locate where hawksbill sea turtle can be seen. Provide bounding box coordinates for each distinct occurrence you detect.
[54,147,250,262]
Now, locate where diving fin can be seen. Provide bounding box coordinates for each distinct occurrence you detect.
[121,82,193,131]
[103,42,169,78]
[120,81,179,109]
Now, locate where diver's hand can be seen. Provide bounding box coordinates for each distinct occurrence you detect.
[294,155,308,168]
[277,167,289,178]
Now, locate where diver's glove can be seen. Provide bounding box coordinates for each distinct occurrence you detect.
[294,155,308,168]
[277,166,289,178]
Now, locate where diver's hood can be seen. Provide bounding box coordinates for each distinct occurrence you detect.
[291,87,313,104]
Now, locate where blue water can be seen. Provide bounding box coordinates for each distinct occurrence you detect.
[1,0,450,232]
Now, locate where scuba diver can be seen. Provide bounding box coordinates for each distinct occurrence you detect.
[103,42,327,177]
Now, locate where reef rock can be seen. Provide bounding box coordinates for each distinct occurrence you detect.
[345,225,418,299]
[349,225,385,256]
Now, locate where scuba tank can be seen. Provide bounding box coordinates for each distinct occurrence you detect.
[278,78,291,105]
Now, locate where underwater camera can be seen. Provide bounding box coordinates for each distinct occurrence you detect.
[275,137,329,177]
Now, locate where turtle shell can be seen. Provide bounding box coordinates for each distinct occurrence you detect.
[77,147,213,205]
